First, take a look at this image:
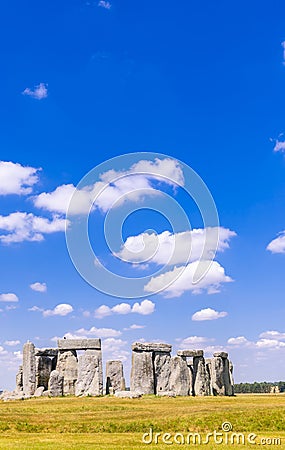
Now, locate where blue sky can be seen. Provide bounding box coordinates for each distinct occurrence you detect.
[1,0,285,390]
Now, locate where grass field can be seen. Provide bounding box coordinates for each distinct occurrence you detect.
[0,394,284,449]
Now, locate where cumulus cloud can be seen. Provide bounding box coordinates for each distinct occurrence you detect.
[124,324,146,331]
[30,303,73,317]
[75,326,121,338]
[94,299,155,318]
[4,340,20,346]
[22,83,48,100]
[33,158,184,215]
[0,161,40,195]
[256,339,285,349]
[98,0,111,9]
[0,212,66,244]
[117,227,236,266]
[267,231,285,254]
[192,308,228,321]
[30,282,47,293]
[179,336,211,347]
[144,260,232,297]
[259,330,285,340]
[0,293,19,303]
[102,338,130,362]
[227,336,250,346]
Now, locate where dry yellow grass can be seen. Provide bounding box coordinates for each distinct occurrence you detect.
[0,394,284,449]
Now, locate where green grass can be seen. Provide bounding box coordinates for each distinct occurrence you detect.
[0,394,284,449]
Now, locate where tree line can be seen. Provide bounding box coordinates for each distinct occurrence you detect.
[234,381,285,393]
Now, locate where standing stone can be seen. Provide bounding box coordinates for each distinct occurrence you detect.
[205,358,213,395]
[193,356,211,396]
[15,365,23,393]
[210,352,233,396]
[188,363,194,396]
[75,350,103,397]
[154,351,171,394]
[36,356,52,390]
[106,360,124,394]
[229,360,234,396]
[22,341,36,396]
[223,358,233,396]
[56,350,78,395]
[130,351,154,394]
[210,355,226,396]
[48,370,64,397]
[169,356,190,396]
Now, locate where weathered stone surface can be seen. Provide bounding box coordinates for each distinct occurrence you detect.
[169,356,190,396]
[223,358,233,396]
[23,341,36,396]
[213,351,228,358]
[36,356,52,390]
[56,350,78,395]
[210,356,226,396]
[35,348,58,357]
[114,391,142,398]
[188,364,194,396]
[120,377,126,391]
[132,342,172,353]
[15,365,23,393]
[58,338,101,350]
[130,350,154,394]
[157,391,176,397]
[48,370,64,397]
[106,360,124,394]
[0,390,25,401]
[42,390,51,397]
[154,351,171,394]
[193,356,211,396]
[34,386,45,397]
[177,350,204,357]
[75,349,103,396]
[229,360,234,396]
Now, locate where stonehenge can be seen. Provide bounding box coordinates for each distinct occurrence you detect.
[130,342,234,397]
[8,338,234,399]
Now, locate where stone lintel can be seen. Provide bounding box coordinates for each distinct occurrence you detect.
[177,350,204,357]
[35,348,58,357]
[213,351,228,358]
[57,338,101,350]
[132,342,172,353]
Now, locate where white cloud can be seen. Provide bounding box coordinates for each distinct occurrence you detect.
[102,338,130,362]
[4,340,20,346]
[30,303,73,317]
[144,260,232,298]
[75,326,121,338]
[0,212,66,244]
[95,299,155,318]
[33,158,183,216]
[22,83,48,100]
[179,336,211,347]
[255,339,285,349]
[124,324,146,331]
[267,231,285,254]
[117,227,236,266]
[94,305,112,319]
[112,303,132,315]
[0,346,8,355]
[259,330,285,341]
[227,336,250,346]
[98,0,111,9]
[30,282,47,293]
[132,299,155,315]
[0,293,19,303]
[282,41,285,64]
[0,161,40,195]
[192,308,228,321]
